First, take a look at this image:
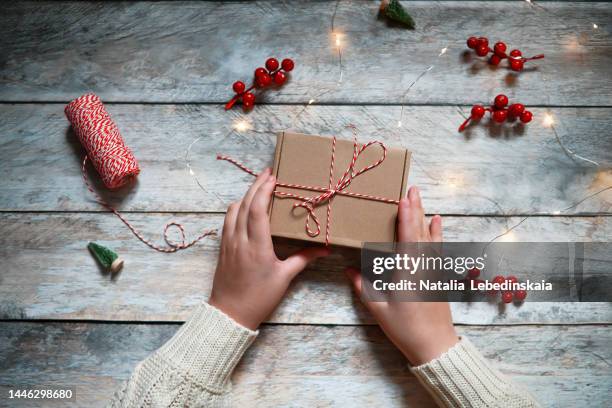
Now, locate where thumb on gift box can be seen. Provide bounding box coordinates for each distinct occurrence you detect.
[281,247,331,278]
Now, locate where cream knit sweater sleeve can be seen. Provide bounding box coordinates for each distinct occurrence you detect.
[411,337,540,407]
[109,304,538,408]
[108,302,257,408]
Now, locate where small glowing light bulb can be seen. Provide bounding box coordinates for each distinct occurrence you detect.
[501,230,517,242]
[593,23,599,29]
[333,32,343,48]
[552,210,561,215]
[439,47,448,56]
[397,120,402,128]
[543,113,555,127]
[308,99,315,105]
[233,120,251,132]
[189,168,195,176]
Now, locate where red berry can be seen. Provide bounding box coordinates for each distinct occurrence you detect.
[232,81,245,94]
[494,94,509,109]
[488,275,506,295]
[501,291,514,304]
[510,59,524,71]
[509,49,522,58]
[506,275,518,285]
[493,275,505,285]
[471,105,486,119]
[256,73,272,87]
[242,92,255,104]
[468,267,481,279]
[243,100,254,110]
[472,278,485,288]
[508,103,525,117]
[514,289,527,301]
[467,36,479,49]
[520,111,533,123]
[273,71,286,85]
[477,37,489,48]
[476,45,489,57]
[494,42,507,56]
[492,109,508,123]
[254,67,267,78]
[489,55,502,65]
[281,58,295,72]
[265,58,279,72]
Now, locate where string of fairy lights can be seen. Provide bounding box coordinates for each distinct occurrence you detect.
[525,0,602,168]
[483,0,609,241]
[185,0,610,244]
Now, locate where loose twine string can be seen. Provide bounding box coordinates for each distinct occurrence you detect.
[81,156,215,252]
[218,125,398,246]
[67,93,215,253]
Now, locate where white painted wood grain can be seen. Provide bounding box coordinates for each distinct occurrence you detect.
[1,104,610,214]
[1,2,611,105]
[1,212,609,324]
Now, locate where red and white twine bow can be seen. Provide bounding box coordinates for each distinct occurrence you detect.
[218,126,400,246]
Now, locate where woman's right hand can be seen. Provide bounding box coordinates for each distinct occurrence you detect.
[345,186,459,366]
[209,168,330,331]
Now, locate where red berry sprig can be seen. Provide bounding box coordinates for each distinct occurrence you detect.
[466,36,544,71]
[465,268,528,305]
[458,94,533,132]
[225,57,295,111]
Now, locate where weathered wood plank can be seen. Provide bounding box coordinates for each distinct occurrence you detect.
[1,104,610,214]
[1,212,610,324]
[1,2,611,105]
[0,322,609,407]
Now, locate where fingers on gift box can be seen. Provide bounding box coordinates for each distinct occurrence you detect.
[269,131,411,249]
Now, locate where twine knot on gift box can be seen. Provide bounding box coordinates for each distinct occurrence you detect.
[218,126,401,246]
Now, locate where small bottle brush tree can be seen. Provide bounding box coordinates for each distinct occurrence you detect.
[88,242,124,273]
[380,0,415,29]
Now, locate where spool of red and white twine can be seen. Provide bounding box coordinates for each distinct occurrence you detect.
[65,93,214,252]
[65,93,140,189]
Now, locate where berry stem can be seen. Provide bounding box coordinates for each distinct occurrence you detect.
[523,54,545,61]
[508,54,545,62]
[459,107,493,132]
[458,116,472,132]
[225,95,240,110]
[224,84,256,110]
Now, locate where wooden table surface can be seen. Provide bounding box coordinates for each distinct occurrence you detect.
[1,1,611,407]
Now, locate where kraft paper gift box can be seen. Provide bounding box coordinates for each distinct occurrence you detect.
[269,131,411,249]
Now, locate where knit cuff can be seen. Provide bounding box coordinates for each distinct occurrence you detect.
[156,302,258,393]
[410,337,540,408]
